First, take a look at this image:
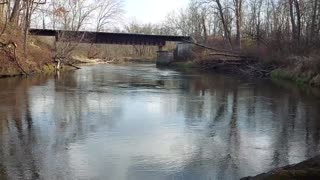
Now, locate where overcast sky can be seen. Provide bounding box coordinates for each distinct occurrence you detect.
[124,0,189,24]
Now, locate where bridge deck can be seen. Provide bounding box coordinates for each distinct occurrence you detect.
[29,29,191,46]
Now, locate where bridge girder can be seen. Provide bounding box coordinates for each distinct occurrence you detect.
[29,29,191,46]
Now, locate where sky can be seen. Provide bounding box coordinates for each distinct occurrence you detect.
[124,0,189,24]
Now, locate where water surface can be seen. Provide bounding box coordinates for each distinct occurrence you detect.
[0,64,320,180]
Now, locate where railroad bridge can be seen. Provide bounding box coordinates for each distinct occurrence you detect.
[29,29,193,65]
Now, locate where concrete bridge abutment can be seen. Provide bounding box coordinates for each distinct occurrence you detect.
[156,42,193,66]
[156,50,174,66]
[175,42,193,61]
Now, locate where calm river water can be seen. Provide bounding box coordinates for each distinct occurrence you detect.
[0,64,320,180]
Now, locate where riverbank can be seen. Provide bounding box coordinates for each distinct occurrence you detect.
[241,156,320,180]
[171,54,320,88]
[0,25,56,78]
[0,55,155,78]
[0,64,56,78]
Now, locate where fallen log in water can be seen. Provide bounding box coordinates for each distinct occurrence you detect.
[209,53,257,59]
[195,58,274,77]
[66,63,81,69]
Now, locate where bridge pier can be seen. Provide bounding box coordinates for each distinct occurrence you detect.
[156,50,174,66]
[175,42,193,61]
[156,42,193,66]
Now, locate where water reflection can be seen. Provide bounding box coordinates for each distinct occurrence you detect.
[0,64,320,180]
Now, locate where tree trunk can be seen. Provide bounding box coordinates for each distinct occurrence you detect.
[215,0,233,49]
[24,0,30,53]
[310,0,318,41]
[235,0,242,50]
[202,15,208,44]
[10,0,21,24]
[288,0,296,41]
[293,0,301,42]
[0,4,4,18]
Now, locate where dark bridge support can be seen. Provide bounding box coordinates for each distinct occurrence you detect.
[175,42,193,61]
[156,50,174,66]
[156,42,193,66]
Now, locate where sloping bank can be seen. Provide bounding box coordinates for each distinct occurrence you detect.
[0,30,56,78]
[241,155,320,180]
[270,56,320,87]
[171,55,320,88]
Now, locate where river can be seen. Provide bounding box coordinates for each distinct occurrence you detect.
[0,64,319,180]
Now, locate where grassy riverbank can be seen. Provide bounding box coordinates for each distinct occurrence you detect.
[270,56,320,87]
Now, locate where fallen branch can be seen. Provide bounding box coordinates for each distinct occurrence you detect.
[183,40,238,54]
[209,53,256,59]
[66,63,81,69]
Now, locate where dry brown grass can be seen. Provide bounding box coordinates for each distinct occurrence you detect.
[0,23,53,76]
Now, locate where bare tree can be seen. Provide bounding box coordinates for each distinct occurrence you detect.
[234,0,243,49]
[95,0,123,32]
[87,0,123,58]
[10,0,21,24]
[23,0,47,52]
[198,0,233,49]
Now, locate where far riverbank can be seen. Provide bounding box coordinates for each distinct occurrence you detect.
[170,55,320,88]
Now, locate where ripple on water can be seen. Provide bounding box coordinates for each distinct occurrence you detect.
[0,64,320,180]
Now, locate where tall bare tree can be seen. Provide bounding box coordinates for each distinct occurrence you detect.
[234,0,243,49]
[10,0,21,24]
[95,0,123,32]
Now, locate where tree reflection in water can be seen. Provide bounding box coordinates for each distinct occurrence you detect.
[0,64,319,180]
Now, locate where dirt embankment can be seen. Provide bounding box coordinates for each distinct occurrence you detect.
[173,46,320,88]
[241,156,320,180]
[0,26,54,77]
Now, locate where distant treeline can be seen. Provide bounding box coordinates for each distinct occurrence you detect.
[2,0,320,59]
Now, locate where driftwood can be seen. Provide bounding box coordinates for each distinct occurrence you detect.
[66,63,81,69]
[238,63,276,77]
[209,53,256,59]
[196,57,273,78]
[54,56,82,70]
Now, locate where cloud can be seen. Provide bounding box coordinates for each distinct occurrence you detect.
[124,0,188,23]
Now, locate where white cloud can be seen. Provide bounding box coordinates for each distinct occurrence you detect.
[124,0,188,24]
